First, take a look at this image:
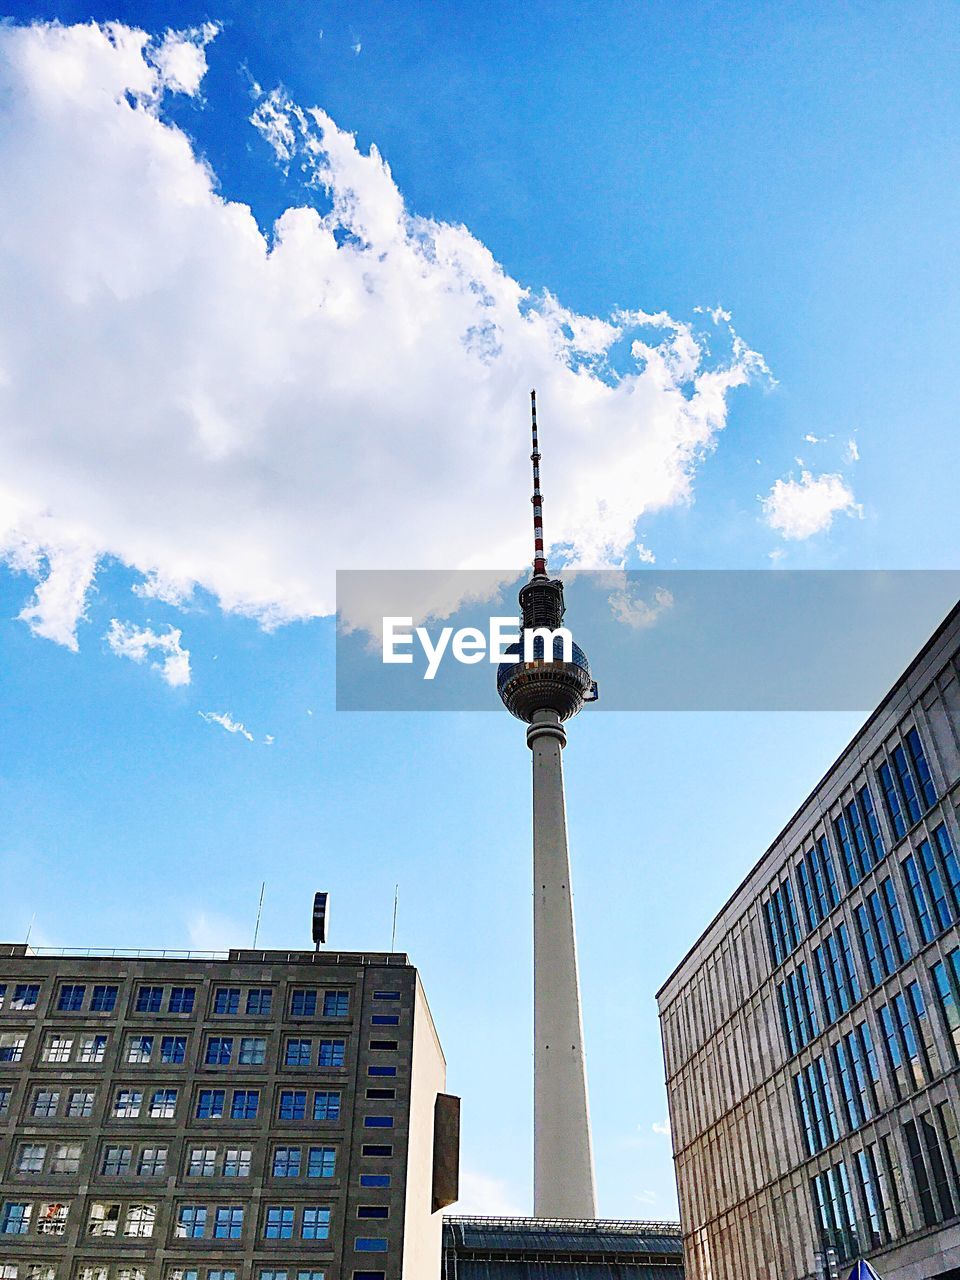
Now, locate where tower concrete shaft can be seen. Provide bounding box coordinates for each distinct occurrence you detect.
[527,708,597,1218]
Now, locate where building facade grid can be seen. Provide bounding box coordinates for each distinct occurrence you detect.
[657,604,960,1280]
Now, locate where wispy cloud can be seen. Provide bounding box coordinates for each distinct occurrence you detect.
[761,471,861,541]
[845,437,860,463]
[609,584,674,630]
[105,619,191,686]
[652,1119,671,1137]
[198,710,254,742]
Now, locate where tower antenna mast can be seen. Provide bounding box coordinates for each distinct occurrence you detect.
[530,389,547,578]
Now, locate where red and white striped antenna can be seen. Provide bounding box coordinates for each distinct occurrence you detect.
[530,389,547,577]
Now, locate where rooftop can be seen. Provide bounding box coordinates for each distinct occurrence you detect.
[442,1216,684,1278]
[0,943,410,965]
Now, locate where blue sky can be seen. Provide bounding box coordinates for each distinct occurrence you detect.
[0,1,958,1217]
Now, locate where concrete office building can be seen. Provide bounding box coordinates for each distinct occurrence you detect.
[0,943,459,1280]
[441,1216,685,1279]
[657,601,960,1280]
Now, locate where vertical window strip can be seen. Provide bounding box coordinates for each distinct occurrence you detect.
[879,761,907,840]
[819,836,842,910]
[835,813,860,891]
[892,743,922,826]
[935,825,960,913]
[906,727,938,810]
[918,839,953,932]
[903,854,935,944]
[858,785,886,864]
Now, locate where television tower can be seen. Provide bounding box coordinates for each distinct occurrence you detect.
[497,390,598,1218]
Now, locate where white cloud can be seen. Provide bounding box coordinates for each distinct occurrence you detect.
[608,584,674,630]
[635,541,656,564]
[455,1169,525,1216]
[846,437,860,462]
[803,433,823,444]
[105,618,191,686]
[0,21,769,649]
[198,710,254,742]
[761,471,861,541]
[652,1119,671,1137]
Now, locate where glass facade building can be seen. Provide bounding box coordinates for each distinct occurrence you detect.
[0,946,458,1280]
[657,602,960,1280]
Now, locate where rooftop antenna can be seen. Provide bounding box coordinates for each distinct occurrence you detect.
[252,882,265,949]
[24,913,36,948]
[530,389,547,578]
[390,884,399,952]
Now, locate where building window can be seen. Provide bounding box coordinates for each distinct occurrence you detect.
[161,1035,187,1064]
[318,1039,346,1068]
[91,985,118,1012]
[323,990,349,1018]
[371,1014,399,1027]
[764,878,802,966]
[239,1036,266,1065]
[35,1201,67,1236]
[87,1201,121,1236]
[0,1088,9,1118]
[127,1035,154,1064]
[856,880,911,987]
[892,742,923,826]
[314,1090,341,1121]
[361,1145,393,1157]
[363,1116,394,1129]
[778,962,814,1054]
[206,1036,233,1066]
[367,1066,396,1078]
[169,986,195,1014]
[279,1090,306,1121]
[32,1089,60,1118]
[79,1034,108,1064]
[290,989,317,1017]
[102,1146,132,1176]
[58,983,85,1012]
[42,1033,74,1063]
[878,760,907,840]
[196,1089,225,1120]
[246,988,272,1015]
[0,1034,25,1063]
[273,1146,301,1177]
[354,1238,388,1253]
[303,1206,331,1239]
[188,1148,217,1177]
[369,1040,398,1051]
[223,1148,252,1178]
[932,948,960,1062]
[176,1204,208,1238]
[264,1205,295,1239]
[124,1203,156,1238]
[373,991,401,1001]
[0,1203,31,1234]
[150,1088,178,1119]
[358,1206,389,1218]
[308,1147,336,1178]
[213,1206,243,1239]
[360,1174,391,1188]
[366,1088,395,1100]
[136,986,163,1014]
[935,824,960,906]
[138,1147,167,1176]
[51,1143,82,1174]
[906,727,937,809]
[793,1057,839,1155]
[16,1144,46,1174]
[835,812,861,892]
[231,1090,259,1120]
[114,1089,142,1119]
[214,988,240,1016]
[810,1161,860,1262]
[813,924,861,1027]
[878,985,933,1099]
[903,1111,956,1227]
[285,1038,312,1066]
[12,983,40,1010]
[67,1089,95,1118]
